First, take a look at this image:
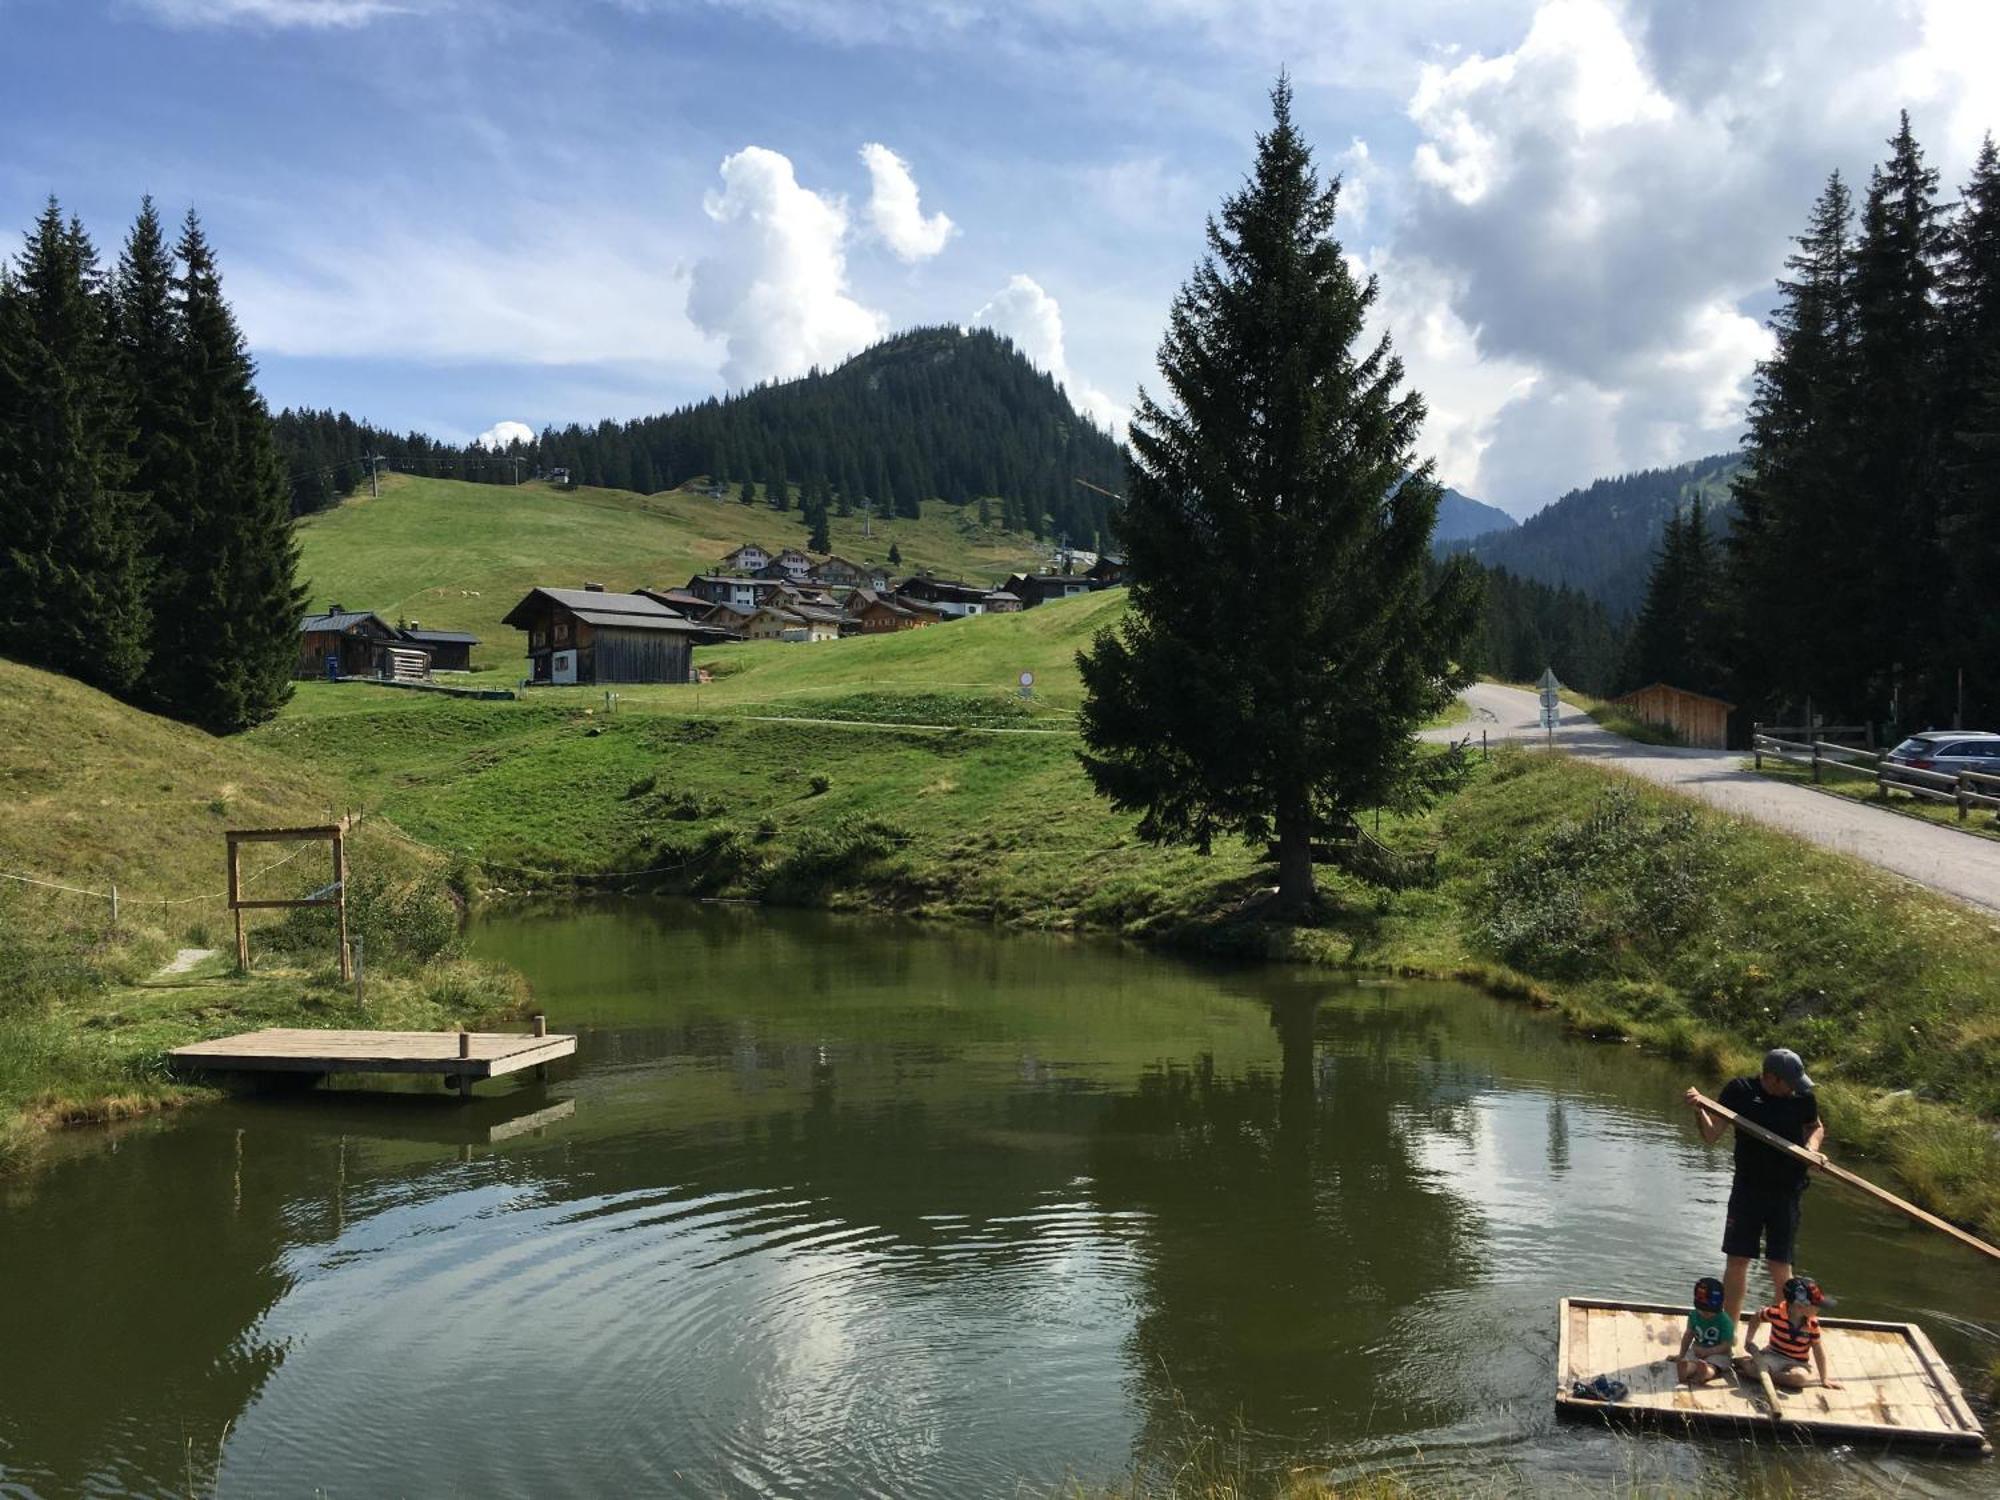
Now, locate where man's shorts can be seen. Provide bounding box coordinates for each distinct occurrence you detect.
[1745,1346,1808,1379]
[1722,1183,1802,1261]
[1680,1346,1733,1376]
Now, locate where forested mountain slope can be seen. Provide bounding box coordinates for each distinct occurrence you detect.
[1448,454,1743,614]
[277,327,1128,550]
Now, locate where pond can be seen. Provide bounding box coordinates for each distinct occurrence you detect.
[2,901,1994,1496]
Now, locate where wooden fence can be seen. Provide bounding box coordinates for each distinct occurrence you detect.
[1751,732,2000,823]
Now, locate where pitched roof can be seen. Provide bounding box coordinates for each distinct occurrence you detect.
[399,628,480,645]
[502,587,706,632]
[300,609,396,634]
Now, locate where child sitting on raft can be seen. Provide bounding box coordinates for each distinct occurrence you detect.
[1675,1276,1736,1385]
[1737,1275,1843,1390]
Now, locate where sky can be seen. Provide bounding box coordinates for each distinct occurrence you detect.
[3,1,1996,518]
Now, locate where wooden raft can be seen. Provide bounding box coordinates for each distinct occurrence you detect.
[169,1027,576,1088]
[1556,1298,1990,1455]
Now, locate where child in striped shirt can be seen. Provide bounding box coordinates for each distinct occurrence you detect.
[1737,1275,1843,1390]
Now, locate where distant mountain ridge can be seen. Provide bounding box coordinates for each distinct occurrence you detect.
[1444,453,1743,616]
[1434,484,1516,543]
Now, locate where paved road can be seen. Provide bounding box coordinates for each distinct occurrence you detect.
[1426,682,2000,917]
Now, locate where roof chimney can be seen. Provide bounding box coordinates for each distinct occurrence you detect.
[328,601,345,614]
[408,619,419,631]
[582,581,606,592]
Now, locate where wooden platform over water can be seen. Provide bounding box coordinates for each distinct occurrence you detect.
[1556,1297,1990,1455]
[169,1027,576,1086]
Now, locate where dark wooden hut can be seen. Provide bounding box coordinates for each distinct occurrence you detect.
[501,586,709,685]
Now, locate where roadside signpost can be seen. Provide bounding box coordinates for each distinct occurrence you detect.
[1019,670,1035,702]
[1538,668,1561,742]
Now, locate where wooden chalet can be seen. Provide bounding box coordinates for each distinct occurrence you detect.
[1614,682,1736,750]
[398,623,479,672]
[983,590,1023,614]
[719,543,771,574]
[744,605,841,643]
[501,585,712,686]
[898,576,994,618]
[816,555,889,589]
[298,604,401,679]
[1003,572,1099,608]
[847,591,943,634]
[686,574,786,610]
[1086,554,1128,586]
[636,586,716,618]
[696,600,757,635]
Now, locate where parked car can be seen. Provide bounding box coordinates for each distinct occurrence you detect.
[1881,730,2000,785]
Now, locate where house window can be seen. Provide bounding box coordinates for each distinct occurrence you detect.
[555,618,571,643]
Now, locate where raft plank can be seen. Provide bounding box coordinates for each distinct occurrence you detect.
[1554,1297,1989,1455]
[170,1027,577,1080]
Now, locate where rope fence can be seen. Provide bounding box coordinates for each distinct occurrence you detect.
[0,836,325,924]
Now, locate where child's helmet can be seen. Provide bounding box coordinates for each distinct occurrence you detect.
[1783,1275,1824,1306]
[1693,1276,1725,1311]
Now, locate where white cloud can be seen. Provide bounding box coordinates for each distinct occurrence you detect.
[859,143,955,262]
[475,419,535,449]
[131,0,421,26]
[685,146,886,387]
[970,274,1125,435]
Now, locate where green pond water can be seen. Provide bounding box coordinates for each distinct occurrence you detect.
[2,901,1995,1497]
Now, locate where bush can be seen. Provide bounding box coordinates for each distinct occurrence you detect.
[807,773,832,796]
[272,869,461,964]
[758,818,909,904]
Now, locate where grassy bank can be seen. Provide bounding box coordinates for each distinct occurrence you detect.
[0,659,528,1171]
[296,473,1055,669]
[248,618,2000,1231]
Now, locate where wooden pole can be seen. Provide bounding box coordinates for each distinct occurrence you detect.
[228,837,248,972]
[1690,1091,2000,1264]
[532,1013,548,1037]
[333,830,350,982]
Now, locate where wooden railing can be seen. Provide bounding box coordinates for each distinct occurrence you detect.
[1751,733,2000,822]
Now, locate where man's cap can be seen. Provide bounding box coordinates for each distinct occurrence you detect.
[1763,1047,1814,1090]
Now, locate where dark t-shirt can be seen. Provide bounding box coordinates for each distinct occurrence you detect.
[1720,1075,1819,1193]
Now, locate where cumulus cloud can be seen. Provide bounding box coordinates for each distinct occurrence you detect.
[860,143,955,262]
[133,0,421,26]
[686,146,886,387]
[971,274,1125,434]
[475,420,535,449]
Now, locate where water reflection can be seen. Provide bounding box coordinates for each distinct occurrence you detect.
[0,901,1992,1499]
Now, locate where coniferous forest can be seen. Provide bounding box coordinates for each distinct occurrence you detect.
[0,199,300,734]
[1625,115,2000,730]
[275,326,1130,552]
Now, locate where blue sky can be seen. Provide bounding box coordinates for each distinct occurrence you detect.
[4,1,1996,516]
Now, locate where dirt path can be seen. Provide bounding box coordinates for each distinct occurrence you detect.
[1426,682,2000,917]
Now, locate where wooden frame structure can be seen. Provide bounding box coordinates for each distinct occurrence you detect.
[228,823,349,978]
[1555,1297,1989,1454]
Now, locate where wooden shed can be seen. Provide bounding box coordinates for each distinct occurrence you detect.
[297,605,401,679]
[501,585,710,686]
[1613,682,1735,749]
[398,624,479,672]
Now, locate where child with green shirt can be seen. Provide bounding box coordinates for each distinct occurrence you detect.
[1676,1276,1736,1385]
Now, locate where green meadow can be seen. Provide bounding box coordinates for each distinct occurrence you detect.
[295,473,1057,668]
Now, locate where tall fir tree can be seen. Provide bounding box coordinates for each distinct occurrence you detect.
[1849,113,1948,724]
[150,213,302,732]
[1727,172,1857,718]
[0,200,151,693]
[768,471,790,511]
[807,496,831,553]
[1941,137,2000,723]
[738,477,755,506]
[1624,498,1724,696]
[1077,80,1478,914]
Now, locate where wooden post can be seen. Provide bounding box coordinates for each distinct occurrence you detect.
[351,935,365,1008]
[109,884,118,929]
[458,1029,471,1058]
[228,837,248,972]
[1958,776,1971,823]
[1810,741,1822,784]
[333,828,351,982]
[532,1013,548,1037]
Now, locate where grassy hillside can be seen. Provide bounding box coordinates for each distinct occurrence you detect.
[295,473,1057,668]
[0,659,525,1170]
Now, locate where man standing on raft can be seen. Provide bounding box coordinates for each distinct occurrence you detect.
[1684,1049,1826,1338]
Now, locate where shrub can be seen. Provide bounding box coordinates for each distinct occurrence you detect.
[758,818,909,903]
[807,773,832,796]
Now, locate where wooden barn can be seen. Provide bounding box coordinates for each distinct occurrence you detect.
[1613,682,1735,749]
[297,605,401,679]
[398,623,479,672]
[501,586,712,686]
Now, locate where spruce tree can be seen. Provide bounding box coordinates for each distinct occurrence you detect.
[1077,80,1478,914]
[1850,113,1947,725]
[738,478,755,506]
[807,498,831,553]
[1941,137,2000,723]
[887,540,901,567]
[1624,498,1723,696]
[768,472,790,511]
[153,213,302,732]
[0,200,151,693]
[1727,172,1857,718]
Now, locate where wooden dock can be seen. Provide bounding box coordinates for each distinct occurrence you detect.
[169,1026,576,1095]
[1556,1297,1990,1455]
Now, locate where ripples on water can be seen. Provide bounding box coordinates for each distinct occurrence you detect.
[1,904,1993,1499]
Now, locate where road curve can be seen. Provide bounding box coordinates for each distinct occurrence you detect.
[1425,682,2000,918]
